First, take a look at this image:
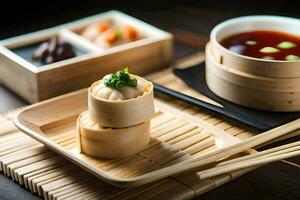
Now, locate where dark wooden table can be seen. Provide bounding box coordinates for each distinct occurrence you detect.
[0,7,299,200]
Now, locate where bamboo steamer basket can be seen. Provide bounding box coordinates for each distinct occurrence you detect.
[210,16,300,78]
[206,43,300,112]
[77,111,150,159]
[206,43,300,92]
[88,76,155,128]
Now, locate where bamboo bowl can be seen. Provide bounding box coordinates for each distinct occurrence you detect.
[206,43,300,112]
[77,111,150,159]
[88,76,155,128]
[210,16,300,78]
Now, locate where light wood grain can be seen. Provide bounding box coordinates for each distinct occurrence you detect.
[16,89,236,187]
[15,61,300,189]
[206,43,300,111]
[0,11,173,103]
[88,78,154,128]
[1,53,299,198]
[15,74,300,188]
[197,141,300,179]
[78,111,151,159]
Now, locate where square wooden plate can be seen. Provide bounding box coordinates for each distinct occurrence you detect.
[14,89,246,188]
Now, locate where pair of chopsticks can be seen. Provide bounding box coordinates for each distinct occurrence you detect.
[140,82,300,184]
[197,141,300,180]
[131,117,300,186]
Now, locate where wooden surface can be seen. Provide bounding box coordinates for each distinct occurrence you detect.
[2,61,300,199]
[15,87,252,188]
[0,81,252,199]
[0,7,300,200]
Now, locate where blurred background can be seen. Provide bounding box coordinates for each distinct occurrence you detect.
[0,0,298,39]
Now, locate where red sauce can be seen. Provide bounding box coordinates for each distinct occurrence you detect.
[221,30,300,61]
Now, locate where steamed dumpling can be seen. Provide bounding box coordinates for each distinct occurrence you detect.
[92,74,149,101]
[93,81,124,100]
[136,78,148,94]
[119,86,139,99]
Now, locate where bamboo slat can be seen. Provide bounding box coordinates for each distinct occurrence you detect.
[0,101,253,199]
[1,55,299,199]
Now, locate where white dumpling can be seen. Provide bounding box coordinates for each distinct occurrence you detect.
[92,74,149,100]
[94,86,124,100]
[93,81,106,94]
[109,90,124,100]
[102,74,112,80]
[136,78,148,94]
[95,87,112,99]
[93,80,124,100]
[120,86,139,99]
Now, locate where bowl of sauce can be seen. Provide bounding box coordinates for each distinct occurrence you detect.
[210,16,300,78]
[206,16,300,112]
[221,30,300,61]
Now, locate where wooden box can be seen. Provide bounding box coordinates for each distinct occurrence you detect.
[0,10,173,103]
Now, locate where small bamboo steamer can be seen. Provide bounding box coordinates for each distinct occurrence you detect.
[77,111,150,159]
[206,43,300,112]
[88,76,155,128]
[210,16,300,78]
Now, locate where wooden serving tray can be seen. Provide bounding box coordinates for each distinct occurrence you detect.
[15,89,246,188]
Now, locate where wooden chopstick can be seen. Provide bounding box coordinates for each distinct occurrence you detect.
[179,118,300,166]
[217,140,300,166]
[197,142,300,180]
[128,118,300,186]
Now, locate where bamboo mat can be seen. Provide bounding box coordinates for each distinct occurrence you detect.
[0,54,298,200]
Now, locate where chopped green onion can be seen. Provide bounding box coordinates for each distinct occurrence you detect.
[246,40,257,45]
[277,41,297,49]
[104,67,137,90]
[285,55,300,61]
[259,47,280,53]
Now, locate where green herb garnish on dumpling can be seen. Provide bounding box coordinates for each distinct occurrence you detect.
[104,67,137,90]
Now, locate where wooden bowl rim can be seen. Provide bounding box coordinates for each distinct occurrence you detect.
[210,15,300,63]
[206,43,300,83]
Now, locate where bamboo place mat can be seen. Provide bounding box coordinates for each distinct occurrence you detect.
[1,54,299,200]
